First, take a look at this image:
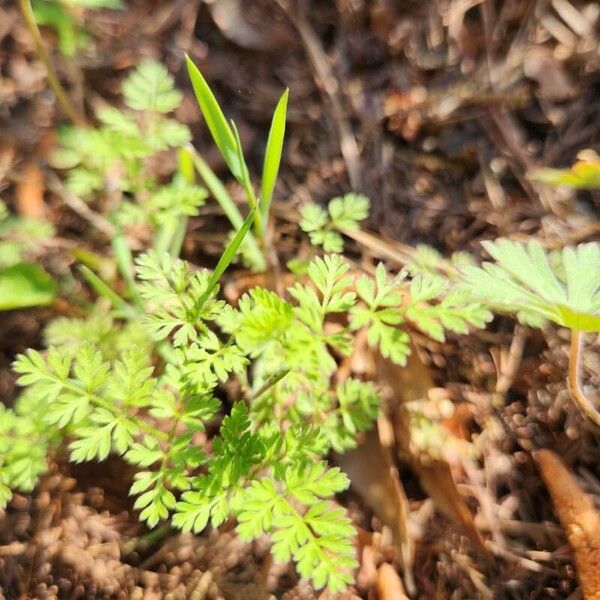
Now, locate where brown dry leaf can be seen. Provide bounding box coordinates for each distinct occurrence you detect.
[0,144,15,187]
[375,341,433,403]
[534,449,600,600]
[16,161,46,218]
[441,402,473,441]
[374,563,409,600]
[207,0,291,50]
[411,458,486,553]
[335,426,415,596]
[374,346,487,555]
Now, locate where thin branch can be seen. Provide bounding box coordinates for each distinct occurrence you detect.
[495,324,528,396]
[568,330,600,428]
[273,0,362,190]
[18,0,87,127]
[45,170,116,239]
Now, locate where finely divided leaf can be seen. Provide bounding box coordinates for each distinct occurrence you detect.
[460,239,600,331]
[328,193,370,229]
[123,61,182,113]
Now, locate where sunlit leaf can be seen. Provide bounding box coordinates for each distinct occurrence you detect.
[0,263,56,310]
[260,88,289,223]
[185,56,244,181]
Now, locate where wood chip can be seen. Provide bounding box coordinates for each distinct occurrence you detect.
[375,563,409,600]
[534,449,600,600]
[16,161,45,218]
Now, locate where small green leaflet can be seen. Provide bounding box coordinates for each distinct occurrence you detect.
[328,193,370,230]
[123,61,182,114]
[405,275,492,342]
[300,194,370,253]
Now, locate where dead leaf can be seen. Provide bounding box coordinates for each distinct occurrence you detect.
[441,402,474,441]
[335,425,415,596]
[375,341,433,403]
[534,449,600,600]
[16,162,45,219]
[375,563,410,600]
[374,346,488,555]
[207,0,291,50]
[411,458,486,554]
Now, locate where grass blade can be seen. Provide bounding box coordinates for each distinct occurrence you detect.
[207,206,256,292]
[79,265,135,317]
[260,88,288,227]
[169,217,188,258]
[185,55,243,181]
[230,119,252,201]
[230,119,262,234]
[111,229,143,308]
[187,145,265,270]
[154,148,196,257]
[153,218,178,256]
[188,145,243,227]
[195,207,256,312]
[178,146,195,183]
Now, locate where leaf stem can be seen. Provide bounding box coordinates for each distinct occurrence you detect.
[186,144,266,271]
[568,330,600,428]
[18,0,87,127]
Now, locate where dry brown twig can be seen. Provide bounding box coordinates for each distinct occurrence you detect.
[17,0,87,127]
[568,331,600,429]
[494,324,528,397]
[272,0,362,190]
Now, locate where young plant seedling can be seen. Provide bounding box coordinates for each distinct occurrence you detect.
[185,56,288,270]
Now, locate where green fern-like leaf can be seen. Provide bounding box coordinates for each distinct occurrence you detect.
[405,274,492,342]
[300,194,370,252]
[234,288,293,356]
[460,239,600,331]
[350,264,409,365]
[123,61,183,114]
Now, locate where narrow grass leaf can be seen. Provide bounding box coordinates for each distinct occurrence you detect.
[229,120,252,191]
[112,230,140,303]
[195,207,256,311]
[185,56,242,180]
[189,146,265,270]
[178,147,195,183]
[79,265,134,317]
[260,88,288,224]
